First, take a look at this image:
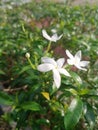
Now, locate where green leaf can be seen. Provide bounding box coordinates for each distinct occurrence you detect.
[85,89,98,99]
[0,91,13,105]
[84,103,95,129]
[21,101,41,111]
[64,97,83,130]
[79,88,90,95]
[70,72,82,86]
[0,70,5,75]
[65,88,78,96]
[19,65,31,74]
[50,100,64,113]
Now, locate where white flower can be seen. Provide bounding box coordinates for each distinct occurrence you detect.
[42,29,63,42]
[37,57,70,88]
[66,50,90,71]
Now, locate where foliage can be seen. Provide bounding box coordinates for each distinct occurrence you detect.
[0,0,98,129]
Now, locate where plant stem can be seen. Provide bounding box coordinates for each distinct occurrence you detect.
[27,57,35,69]
[45,41,51,54]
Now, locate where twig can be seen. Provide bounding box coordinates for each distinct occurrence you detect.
[3,85,28,93]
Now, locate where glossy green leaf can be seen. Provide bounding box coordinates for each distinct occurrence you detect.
[65,88,78,96]
[21,101,41,111]
[85,103,95,129]
[0,91,13,105]
[64,97,83,130]
[70,72,82,86]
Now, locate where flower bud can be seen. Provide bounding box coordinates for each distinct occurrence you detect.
[25,53,30,58]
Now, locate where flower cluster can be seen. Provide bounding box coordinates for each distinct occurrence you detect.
[37,29,90,88]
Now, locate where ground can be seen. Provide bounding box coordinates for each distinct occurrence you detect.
[53,0,98,5]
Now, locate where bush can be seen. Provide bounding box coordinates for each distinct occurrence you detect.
[0,1,98,129]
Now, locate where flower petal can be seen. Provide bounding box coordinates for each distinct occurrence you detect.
[37,63,54,72]
[57,58,65,68]
[67,59,74,65]
[58,34,63,40]
[66,50,74,59]
[75,50,81,61]
[51,34,63,42]
[53,69,61,88]
[42,29,52,41]
[59,68,70,77]
[41,57,57,66]
[77,66,87,71]
[51,34,58,42]
[74,64,87,71]
[80,61,90,67]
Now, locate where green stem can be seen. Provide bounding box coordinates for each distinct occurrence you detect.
[45,41,51,54]
[27,57,35,69]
